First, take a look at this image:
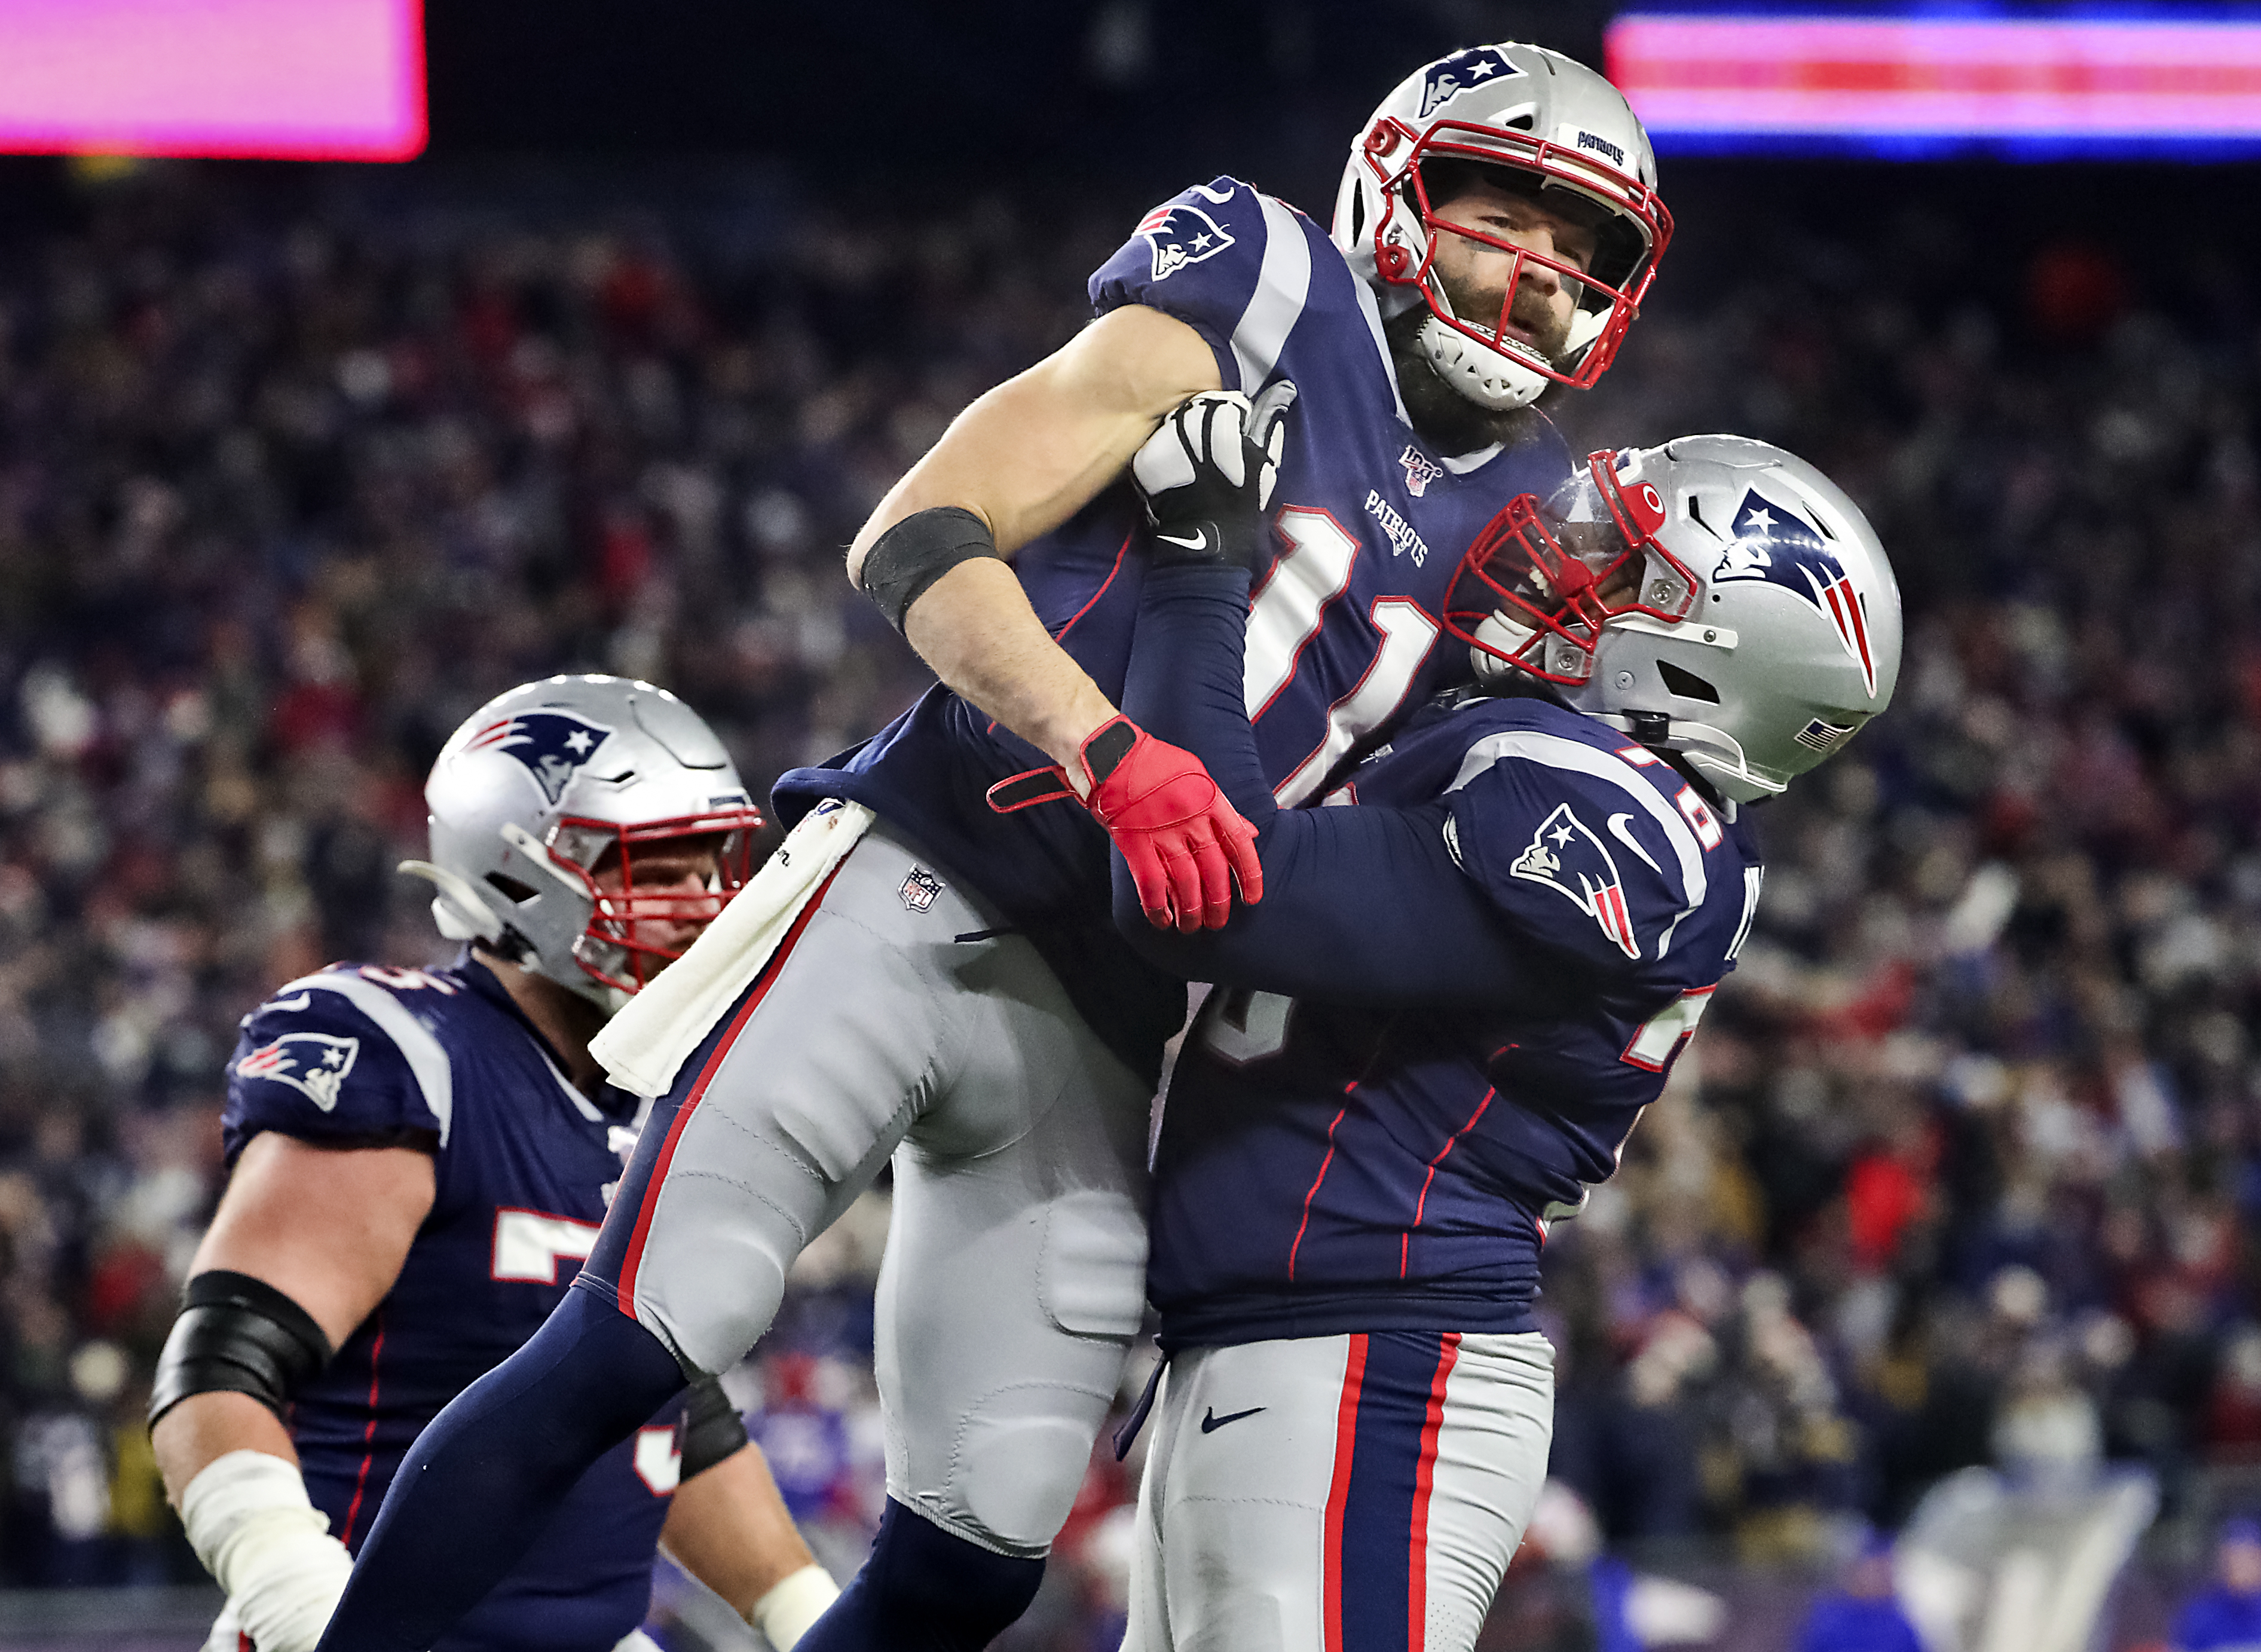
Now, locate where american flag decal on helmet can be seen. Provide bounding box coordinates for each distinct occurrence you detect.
[1795,717,1857,754]
[1712,491,1880,695]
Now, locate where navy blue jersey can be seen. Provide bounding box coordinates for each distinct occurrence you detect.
[222,955,686,1652]
[1107,568,1764,1348]
[774,176,1575,1083]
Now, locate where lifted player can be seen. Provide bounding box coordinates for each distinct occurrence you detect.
[1110,404,1900,1650]
[319,43,1671,1652]
[149,676,836,1652]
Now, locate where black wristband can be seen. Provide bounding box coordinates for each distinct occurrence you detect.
[149,1269,334,1428]
[859,507,1003,634]
[1081,718,1140,786]
[679,1375,750,1481]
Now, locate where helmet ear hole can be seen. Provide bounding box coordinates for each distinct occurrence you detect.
[485,871,538,904]
[1657,659,1721,703]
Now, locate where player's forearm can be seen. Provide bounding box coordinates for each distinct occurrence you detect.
[153,1390,299,1510]
[901,556,1121,774]
[660,1443,824,1622]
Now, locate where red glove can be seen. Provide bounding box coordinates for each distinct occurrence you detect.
[987,715,1263,933]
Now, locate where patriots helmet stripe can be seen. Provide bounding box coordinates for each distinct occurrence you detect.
[465,711,616,806]
[1507,803,1641,959]
[1711,491,1880,694]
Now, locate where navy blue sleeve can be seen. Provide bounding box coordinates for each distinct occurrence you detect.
[1445,743,1706,974]
[224,978,443,1165]
[1113,565,1553,1005]
[1088,177,1304,392]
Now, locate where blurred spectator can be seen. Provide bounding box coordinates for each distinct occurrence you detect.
[2170,1516,2261,1652]
[1794,1533,1922,1652]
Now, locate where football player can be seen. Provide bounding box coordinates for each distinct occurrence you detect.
[1105,402,1901,1651]
[149,676,838,1652]
[316,42,1672,1652]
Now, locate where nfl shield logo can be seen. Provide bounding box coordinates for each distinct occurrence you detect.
[899,867,943,913]
[1399,445,1444,498]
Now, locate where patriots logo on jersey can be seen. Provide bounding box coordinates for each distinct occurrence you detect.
[1418,45,1526,120]
[1712,491,1881,694]
[464,711,615,805]
[1509,804,1640,959]
[1138,204,1235,283]
[236,1033,361,1112]
[1399,445,1444,498]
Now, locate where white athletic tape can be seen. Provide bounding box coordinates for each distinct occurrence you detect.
[179,1450,353,1652]
[592,801,874,1098]
[754,1562,841,1650]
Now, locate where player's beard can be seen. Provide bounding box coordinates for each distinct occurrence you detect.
[1386,277,1570,456]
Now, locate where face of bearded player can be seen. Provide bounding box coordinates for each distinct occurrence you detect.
[1422,169,1600,365]
[1384,167,1605,452]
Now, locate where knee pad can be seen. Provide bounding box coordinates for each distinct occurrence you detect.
[797,1498,1044,1652]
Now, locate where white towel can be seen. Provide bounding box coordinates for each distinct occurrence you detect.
[592,800,874,1098]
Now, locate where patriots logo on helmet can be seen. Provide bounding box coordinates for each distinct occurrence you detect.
[1138,203,1235,283]
[1712,491,1881,695]
[237,1033,361,1112]
[1418,45,1526,120]
[1509,803,1640,959]
[464,711,615,805]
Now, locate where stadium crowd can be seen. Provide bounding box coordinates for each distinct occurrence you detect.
[0,158,2254,1645]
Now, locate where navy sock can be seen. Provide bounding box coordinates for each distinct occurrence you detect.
[798,1497,1046,1652]
[314,1284,687,1652]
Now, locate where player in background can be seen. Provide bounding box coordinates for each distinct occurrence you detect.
[316,43,1672,1652]
[149,676,837,1652]
[1105,402,1901,1650]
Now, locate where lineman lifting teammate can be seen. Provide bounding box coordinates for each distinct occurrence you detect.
[317,42,1672,1652]
[149,677,837,1652]
[1112,403,1901,1650]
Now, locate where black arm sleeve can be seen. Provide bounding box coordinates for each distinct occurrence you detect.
[1112,565,1545,1005]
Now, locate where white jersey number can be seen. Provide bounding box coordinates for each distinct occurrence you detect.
[489,1209,601,1284]
[1244,508,1439,809]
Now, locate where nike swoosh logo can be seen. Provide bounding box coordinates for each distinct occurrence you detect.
[1155,529,1210,550]
[262,993,313,1014]
[1607,812,1661,874]
[1200,1405,1266,1433]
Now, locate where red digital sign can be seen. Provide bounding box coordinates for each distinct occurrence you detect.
[1607,10,2261,155]
[0,0,425,161]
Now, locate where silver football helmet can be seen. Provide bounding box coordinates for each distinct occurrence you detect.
[400,675,763,1006]
[1332,42,1670,412]
[1447,436,1902,803]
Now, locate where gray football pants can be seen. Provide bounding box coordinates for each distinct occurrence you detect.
[613,812,1154,1557]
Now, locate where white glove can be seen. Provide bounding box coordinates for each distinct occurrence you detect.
[753,1562,840,1650]
[1130,383,1296,570]
[180,1451,354,1652]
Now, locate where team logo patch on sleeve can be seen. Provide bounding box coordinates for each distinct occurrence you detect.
[462,711,615,805]
[1509,804,1641,958]
[1712,491,1881,694]
[1418,45,1526,118]
[1137,204,1235,282]
[236,1033,362,1112]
